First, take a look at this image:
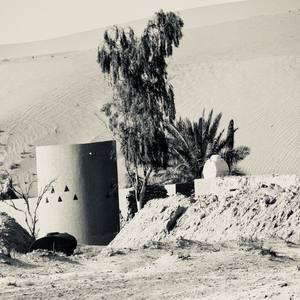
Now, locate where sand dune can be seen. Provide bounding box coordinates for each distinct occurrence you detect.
[0,50,113,188]
[0,0,298,59]
[0,0,299,193]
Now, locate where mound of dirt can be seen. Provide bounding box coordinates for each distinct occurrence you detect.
[110,175,300,249]
[0,212,33,254]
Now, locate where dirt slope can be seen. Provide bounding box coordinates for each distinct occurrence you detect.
[110,175,300,249]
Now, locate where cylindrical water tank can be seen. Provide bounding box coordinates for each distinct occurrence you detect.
[202,155,229,178]
[36,141,119,245]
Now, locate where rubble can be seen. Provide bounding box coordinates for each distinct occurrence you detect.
[110,175,300,249]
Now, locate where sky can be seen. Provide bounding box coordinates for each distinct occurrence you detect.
[0,0,247,44]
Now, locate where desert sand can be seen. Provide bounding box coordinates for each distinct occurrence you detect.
[1,175,300,299]
[0,0,299,192]
[0,243,299,300]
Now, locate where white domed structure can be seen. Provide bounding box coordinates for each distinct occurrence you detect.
[202,155,229,178]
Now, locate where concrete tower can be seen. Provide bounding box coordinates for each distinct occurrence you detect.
[36,141,119,245]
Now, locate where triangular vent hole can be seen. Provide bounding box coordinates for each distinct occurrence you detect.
[51,187,55,193]
[64,185,69,192]
[58,196,62,202]
[73,194,78,200]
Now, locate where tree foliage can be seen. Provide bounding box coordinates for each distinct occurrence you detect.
[158,109,250,183]
[97,10,184,209]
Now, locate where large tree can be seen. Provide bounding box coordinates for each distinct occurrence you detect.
[97,10,184,210]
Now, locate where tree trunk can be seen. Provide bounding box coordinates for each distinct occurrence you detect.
[138,179,147,210]
[137,168,152,210]
[134,164,140,211]
[137,198,143,211]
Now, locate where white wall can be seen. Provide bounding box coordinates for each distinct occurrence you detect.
[195,174,299,197]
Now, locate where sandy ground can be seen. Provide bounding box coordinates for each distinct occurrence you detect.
[1,175,300,299]
[0,243,299,300]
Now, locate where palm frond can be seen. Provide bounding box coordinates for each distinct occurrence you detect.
[160,109,250,183]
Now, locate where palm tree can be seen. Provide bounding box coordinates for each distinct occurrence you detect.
[156,109,250,183]
[222,119,250,175]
